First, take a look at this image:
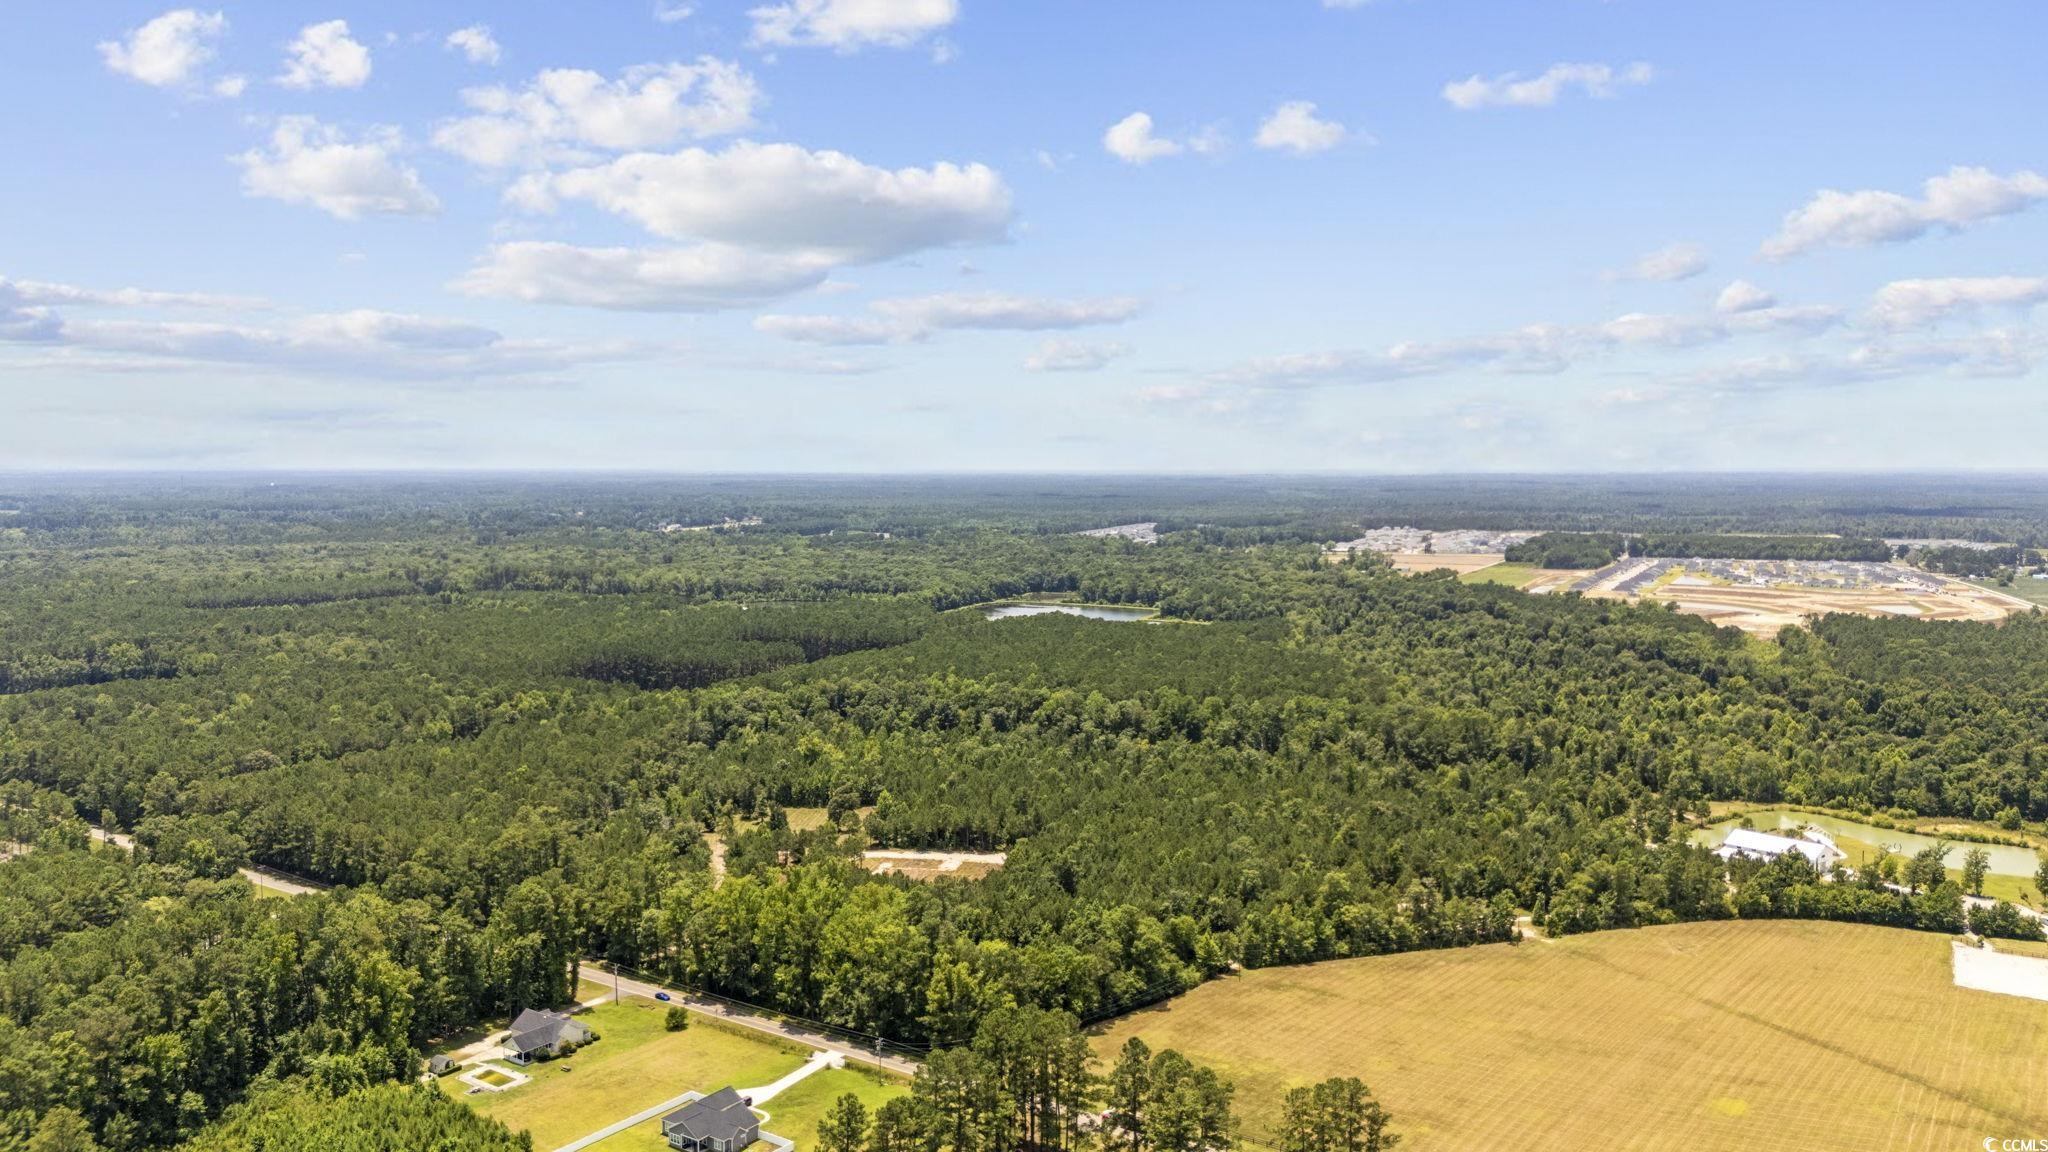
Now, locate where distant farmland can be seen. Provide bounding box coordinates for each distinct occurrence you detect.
[1092,921,2048,1151]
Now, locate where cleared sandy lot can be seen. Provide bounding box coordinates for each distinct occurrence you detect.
[1522,569,1594,594]
[1599,579,2029,637]
[863,849,1006,882]
[1953,940,2048,1003]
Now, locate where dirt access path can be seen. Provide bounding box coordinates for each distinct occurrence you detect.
[88,825,327,896]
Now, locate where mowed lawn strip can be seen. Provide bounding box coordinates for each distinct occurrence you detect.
[1457,562,1540,587]
[595,1064,910,1152]
[1091,920,2048,1152]
[755,1064,909,1149]
[441,997,811,1149]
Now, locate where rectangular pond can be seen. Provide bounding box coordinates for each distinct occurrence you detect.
[1692,809,2042,877]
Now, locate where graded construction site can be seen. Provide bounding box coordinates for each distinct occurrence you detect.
[1394,552,2041,636]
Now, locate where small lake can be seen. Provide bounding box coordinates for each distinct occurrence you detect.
[982,604,1155,622]
[1692,809,2042,876]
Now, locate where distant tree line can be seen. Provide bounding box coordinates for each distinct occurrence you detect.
[1913,544,2036,576]
[1506,532,1894,568]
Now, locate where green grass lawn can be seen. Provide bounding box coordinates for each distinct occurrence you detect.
[1968,577,2048,607]
[781,806,835,833]
[1816,830,2037,906]
[1458,563,1538,587]
[440,998,813,1149]
[754,1064,908,1149]
[1991,936,2048,959]
[595,1064,909,1152]
[1792,822,2039,904]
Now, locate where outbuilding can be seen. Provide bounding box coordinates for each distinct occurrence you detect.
[1714,827,1846,869]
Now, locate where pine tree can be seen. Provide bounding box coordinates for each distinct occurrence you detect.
[818,1093,870,1152]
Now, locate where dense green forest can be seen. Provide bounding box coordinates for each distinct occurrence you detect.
[4,475,2048,1150]
[1630,533,1895,562]
[1914,544,2036,576]
[1506,531,1897,568]
[1504,532,1629,568]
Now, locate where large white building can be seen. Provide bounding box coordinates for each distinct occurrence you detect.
[1714,827,1847,870]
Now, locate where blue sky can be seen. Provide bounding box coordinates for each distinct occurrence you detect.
[3,1,2046,471]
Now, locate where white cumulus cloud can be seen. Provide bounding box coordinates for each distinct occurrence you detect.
[753,314,918,345]
[512,141,1011,264]
[1104,112,1189,164]
[455,242,836,311]
[1868,276,2048,330]
[1715,280,1777,314]
[749,0,958,51]
[1603,242,1708,283]
[876,292,1145,330]
[434,59,759,169]
[471,142,1010,311]
[0,275,265,312]
[1442,62,1653,110]
[0,276,634,384]
[759,292,1145,345]
[1762,167,2048,259]
[100,9,228,88]
[1254,101,1349,154]
[445,25,502,66]
[234,117,439,220]
[1188,296,1842,400]
[279,20,372,90]
[1025,340,1131,372]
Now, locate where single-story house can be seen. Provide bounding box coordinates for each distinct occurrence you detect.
[662,1087,762,1152]
[427,1054,458,1077]
[1714,827,1847,870]
[504,1008,593,1064]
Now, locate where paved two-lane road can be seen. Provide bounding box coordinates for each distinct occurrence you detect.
[76,822,917,1072]
[581,961,921,1077]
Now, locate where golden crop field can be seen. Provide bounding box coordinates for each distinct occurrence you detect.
[1093,921,2048,1151]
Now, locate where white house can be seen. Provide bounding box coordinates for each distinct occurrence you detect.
[502,1008,592,1064]
[1714,827,1847,869]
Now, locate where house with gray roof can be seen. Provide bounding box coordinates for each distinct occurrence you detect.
[661,1087,764,1152]
[503,1007,593,1064]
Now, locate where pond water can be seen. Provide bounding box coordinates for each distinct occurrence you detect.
[1691,809,2042,876]
[982,604,1155,622]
